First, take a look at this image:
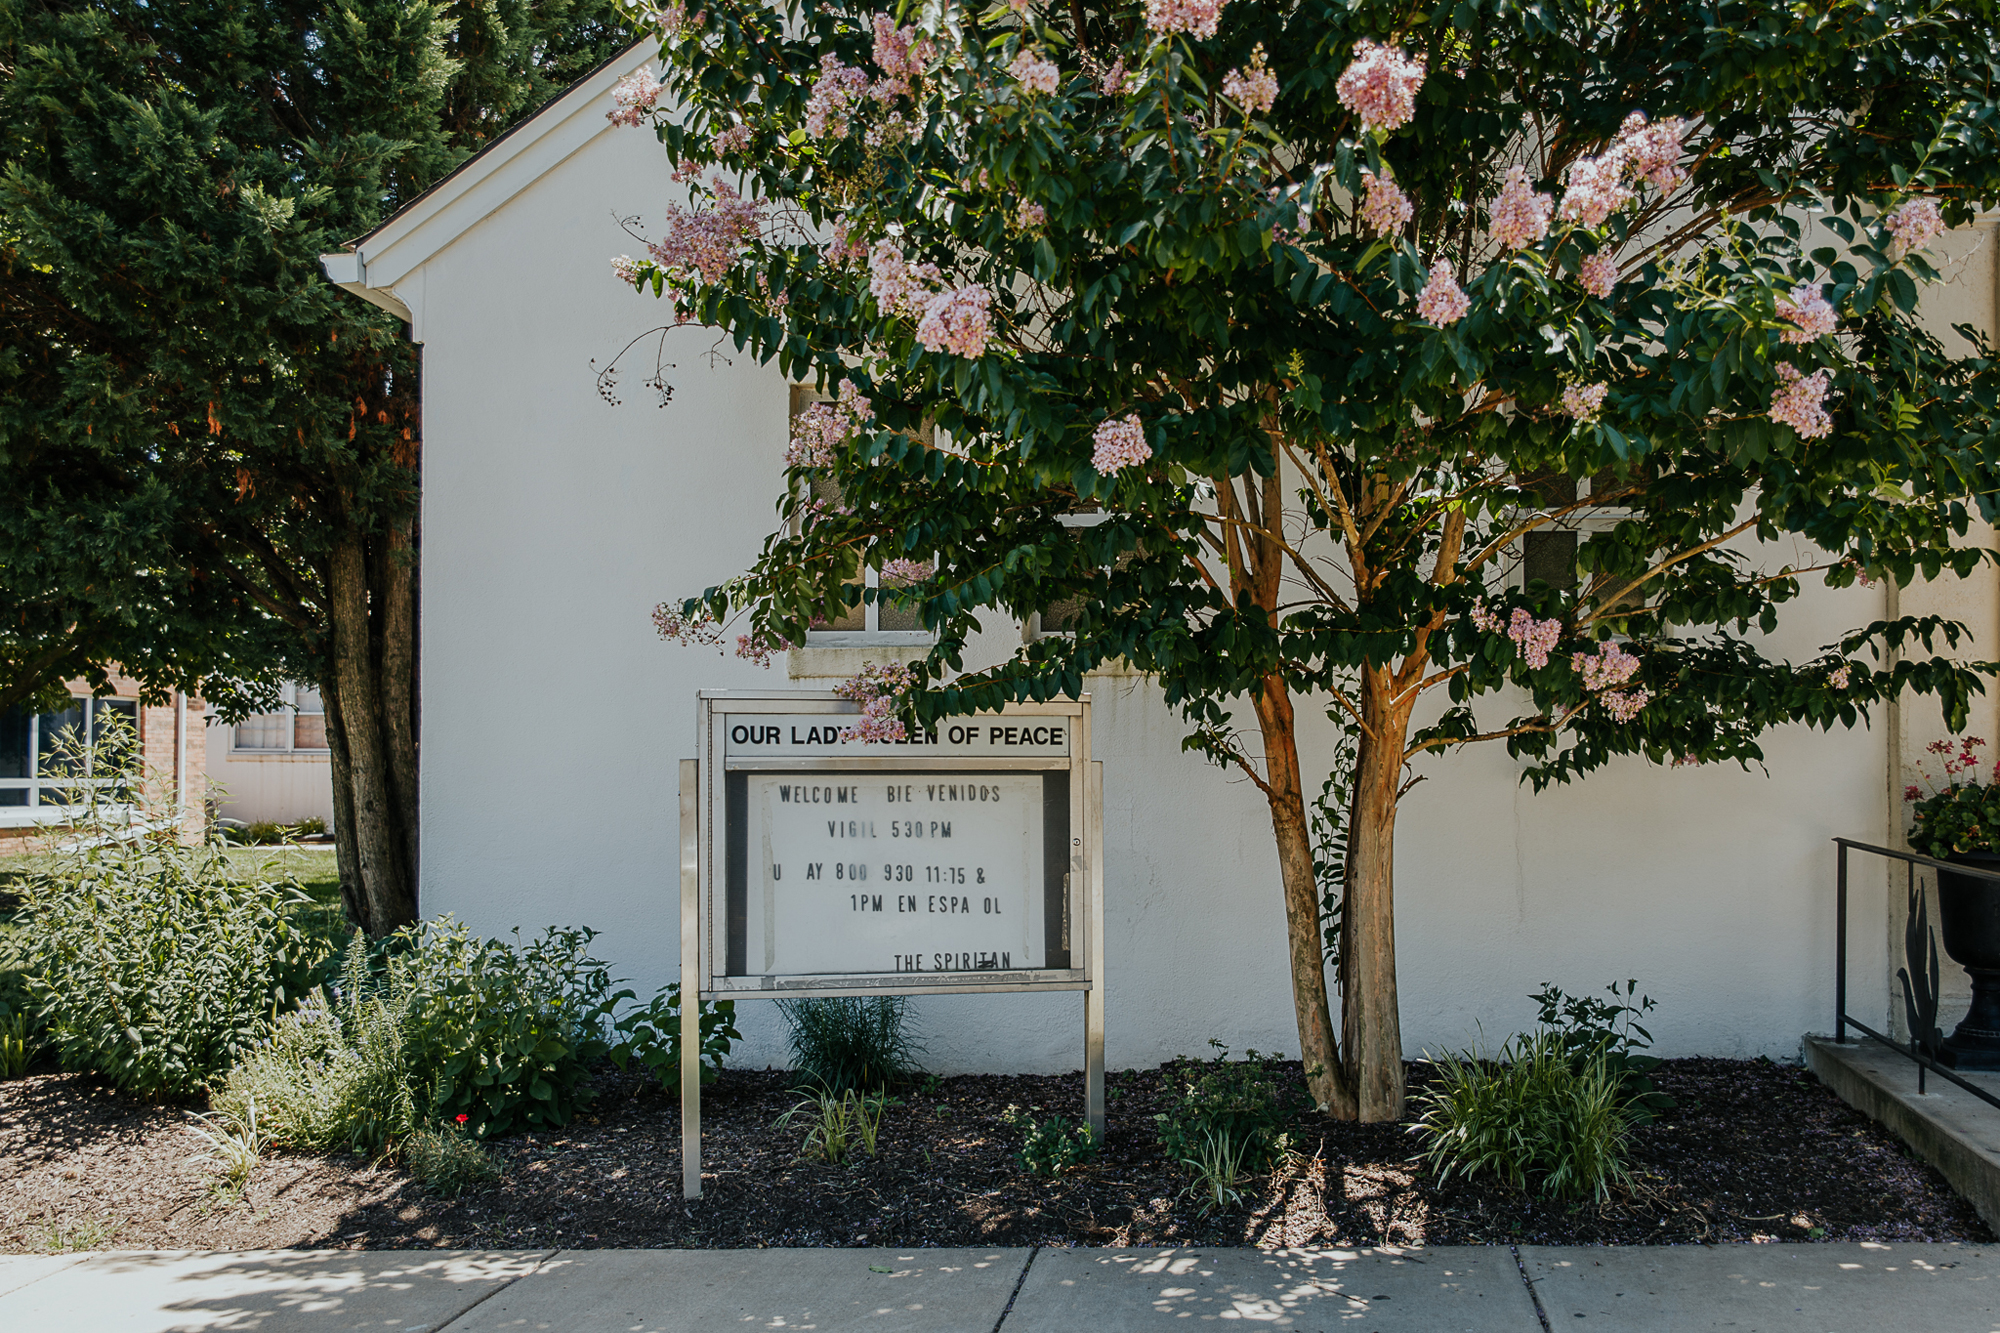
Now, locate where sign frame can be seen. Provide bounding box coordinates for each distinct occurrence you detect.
[679,689,1104,1199]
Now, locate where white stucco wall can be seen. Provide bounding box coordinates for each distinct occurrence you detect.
[381,84,1998,1075]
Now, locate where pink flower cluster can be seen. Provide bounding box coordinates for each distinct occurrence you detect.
[1100,59,1128,95]
[868,242,997,358]
[654,602,723,648]
[834,661,917,743]
[1601,688,1650,723]
[1775,282,1836,344]
[1557,151,1631,228]
[824,218,870,266]
[1358,169,1412,235]
[1561,382,1608,421]
[1144,0,1227,41]
[871,13,936,100]
[713,121,752,155]
[1578,253,1617,299]
[1017,200,1047,230]
[806,54,870,139]
[869,240,943,315]
[1577,641,1640,692]
[1886,197,1945,261]
[915,285,993,358]
[647,178,764,286]
[1092,415,1151,474]
[1508,608,1562,669]
[1559,112,1687,226]
[1828,664,1852,690]
[652,2,698,41]
[1417,258,1469,325]
[607,68,664,127]
[1335,40,1426,135]
[787,381,875,469]
[1767,363,1833,439]
[610,254,645,285]
[1617,112,1687,191]
[879,557,934,587]
[1222,45,1277,114]
[1009,47,1060,94]
[735,634,790,668]
[1487,165,1554,251]
[1469,599,1504,634]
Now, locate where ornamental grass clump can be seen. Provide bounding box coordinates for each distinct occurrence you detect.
[1410,1032,1638,1204]
[777,995,922,1092]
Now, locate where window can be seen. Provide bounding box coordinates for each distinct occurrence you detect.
[1513,471,1639,596]
[0,697,138,808]
[790,386,932,646]
[232,682,329,754]
[1027,512,1123,640]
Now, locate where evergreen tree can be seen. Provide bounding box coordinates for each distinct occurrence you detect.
[0,0,633,933]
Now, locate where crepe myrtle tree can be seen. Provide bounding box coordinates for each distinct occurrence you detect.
[623,0,2000,1119]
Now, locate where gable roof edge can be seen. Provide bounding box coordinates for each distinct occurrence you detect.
[320,38,657,326]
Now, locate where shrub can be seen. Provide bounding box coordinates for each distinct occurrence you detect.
[1004,1105,1099,1179]
[22,818,326,1097]
[389,919,624,1134]
[291,817,328,839]
[404,1118,500,1196]
[1155,1044,1293,1178]
[1531,980,1672,1121]
[776,995,921,1092]
[1410,1031,1638,1203]
[211,934,414,1152]
[609,984,741,1091]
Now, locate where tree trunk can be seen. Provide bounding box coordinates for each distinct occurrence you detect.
[326,528,418,936]
[1251,673,1358,1117]
[1342,666,1409,1122]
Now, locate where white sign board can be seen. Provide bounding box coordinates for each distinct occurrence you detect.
[681,690,1106,1197]
[736,772,1052,978]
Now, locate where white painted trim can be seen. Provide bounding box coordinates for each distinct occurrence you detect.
[319,38,658,333]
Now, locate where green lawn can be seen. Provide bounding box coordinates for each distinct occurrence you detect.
[1,844,351,953]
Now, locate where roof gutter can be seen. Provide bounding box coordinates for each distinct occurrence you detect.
[320,250,414,326]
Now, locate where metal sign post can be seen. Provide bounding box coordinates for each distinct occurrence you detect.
[679,691,1102,1200]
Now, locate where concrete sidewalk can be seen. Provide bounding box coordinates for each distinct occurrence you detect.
[0,1242,1994,1331]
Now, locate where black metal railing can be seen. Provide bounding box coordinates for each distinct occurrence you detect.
[1834,837,2000,1109]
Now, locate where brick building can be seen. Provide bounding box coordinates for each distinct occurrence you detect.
[0,674,207,853]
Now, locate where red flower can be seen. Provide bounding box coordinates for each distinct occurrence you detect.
[456,1114,469,1125]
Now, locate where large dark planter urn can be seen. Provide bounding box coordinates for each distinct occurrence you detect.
[1936,850,2000,1070]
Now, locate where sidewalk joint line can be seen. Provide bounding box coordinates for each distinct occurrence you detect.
[990,1244,1040,1333]
[1511,1245,1552,1333]
[433,1248,560,1331]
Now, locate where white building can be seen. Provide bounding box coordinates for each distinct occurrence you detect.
[322,43,2000,1074]
[204,682,336,829]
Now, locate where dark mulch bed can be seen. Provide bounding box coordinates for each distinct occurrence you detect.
[0,1056,1986,1251]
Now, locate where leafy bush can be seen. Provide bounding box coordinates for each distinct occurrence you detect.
[609,984,741,1091]
[0,923,41,1078]
[1905,736,2000,856]
[1532,980,1672,1121]
[22,830,326,1097]
[777,995,921,1092]
[776,1085,887,1164]
[1004,1105,1100,1178]
[390,919,624,1134]
[1410,1031,1638,1203]
[1155,1044,1293,1178]
[292,818,328,839]
[404,1118,500,1196]
[211,934,415,1152]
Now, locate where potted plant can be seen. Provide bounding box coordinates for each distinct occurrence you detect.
[1906,737,2000,1069]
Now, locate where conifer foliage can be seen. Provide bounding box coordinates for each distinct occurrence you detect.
[0,0,632,933]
